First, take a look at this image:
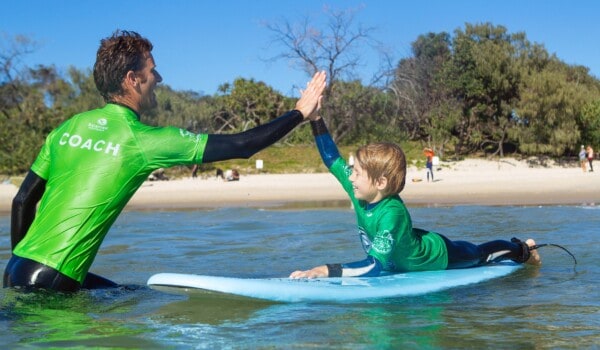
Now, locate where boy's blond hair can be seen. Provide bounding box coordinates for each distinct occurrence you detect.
[355,142,406,195]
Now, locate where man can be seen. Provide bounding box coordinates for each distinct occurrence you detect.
[4,30,326,292]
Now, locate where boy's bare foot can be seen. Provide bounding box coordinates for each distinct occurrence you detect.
[525,239,542,265]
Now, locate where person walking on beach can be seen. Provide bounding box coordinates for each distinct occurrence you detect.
[4,30,326,292]
[290,101,540,279]
[424,147,435,182]
[191,164,199,178]
[586,145,594,172]
[579,145,587,172]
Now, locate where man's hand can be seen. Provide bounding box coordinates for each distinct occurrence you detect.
[295,71,326,120]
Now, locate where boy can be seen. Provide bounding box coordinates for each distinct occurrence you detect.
[290,111,540,279]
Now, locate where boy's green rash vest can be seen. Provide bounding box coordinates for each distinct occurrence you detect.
[328,157,448,272]
[12,104,208,283]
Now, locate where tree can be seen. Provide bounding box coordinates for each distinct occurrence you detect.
[443,23,523,156]
[263,6,386,143]
[146,85,215,134]
[324,80,391,143]
[264,6,376,87]
[213,78,294,133]
[515,61,600,156]
[390,32,455,153]
[580,99,600,149]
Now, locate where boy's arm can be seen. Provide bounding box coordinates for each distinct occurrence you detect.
[310,117,340,168]
[289,256,383,279]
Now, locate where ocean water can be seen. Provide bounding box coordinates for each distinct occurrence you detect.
[0,204,598,349]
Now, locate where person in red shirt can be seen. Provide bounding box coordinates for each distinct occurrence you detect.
[423,147,435,182]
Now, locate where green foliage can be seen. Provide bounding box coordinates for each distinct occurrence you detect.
[0,65,80,174]
[442,23,523,156]
[392,22,600,158]
[2,23,600,176]
[214,78,294,132]
[322,80,396,144]
[392,31,456,155]
[145,85,215,132]
[514,60,599,156]
[580,99,600,148]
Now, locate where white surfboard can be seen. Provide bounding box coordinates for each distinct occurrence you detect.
[147,263,521,302]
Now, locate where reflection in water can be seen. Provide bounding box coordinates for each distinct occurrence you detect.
[1,286,161,348]
[153,293,275,325]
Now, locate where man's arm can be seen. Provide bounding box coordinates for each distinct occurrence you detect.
[203,110,303,162]
[11,170,46,250]
[202,71,326,163]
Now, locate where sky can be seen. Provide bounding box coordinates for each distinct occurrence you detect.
[2,0,599,97]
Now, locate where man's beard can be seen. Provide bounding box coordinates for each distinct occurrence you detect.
[139,92,158,114]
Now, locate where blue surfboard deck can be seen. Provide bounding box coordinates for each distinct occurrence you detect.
[147,263,521,302]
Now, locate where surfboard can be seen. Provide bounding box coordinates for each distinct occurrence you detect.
[147,263,521,302]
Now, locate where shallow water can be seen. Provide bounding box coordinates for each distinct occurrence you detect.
[0,204,598,349]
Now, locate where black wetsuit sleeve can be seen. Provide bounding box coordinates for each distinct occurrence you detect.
[327,256,383,277]
[310,118,340,168]
[202,110,303,163]
[11,170,46,250]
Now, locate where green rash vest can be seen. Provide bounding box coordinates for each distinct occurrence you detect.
[13,104,208,283]
[329,158,448,272]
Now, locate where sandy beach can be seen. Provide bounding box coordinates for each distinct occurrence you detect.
[1,158,598,213]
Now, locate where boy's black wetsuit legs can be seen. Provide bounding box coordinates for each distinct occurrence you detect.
[440,235,527,269]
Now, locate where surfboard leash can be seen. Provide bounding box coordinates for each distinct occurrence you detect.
[530,243,578,265]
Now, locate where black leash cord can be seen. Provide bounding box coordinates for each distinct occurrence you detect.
[531,244,578,265]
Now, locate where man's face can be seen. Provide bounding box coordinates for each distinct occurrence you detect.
[134,53,163,113]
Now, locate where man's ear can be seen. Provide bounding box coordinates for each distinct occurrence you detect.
[124,71,138,89]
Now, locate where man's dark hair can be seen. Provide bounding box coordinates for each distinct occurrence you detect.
[93,30,153,102]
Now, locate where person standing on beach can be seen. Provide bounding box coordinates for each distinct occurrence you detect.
[4,30,326,292]
[424,147,435,182]
[290,101,540,279]
[586,145,594,172]
[579,145,588,172]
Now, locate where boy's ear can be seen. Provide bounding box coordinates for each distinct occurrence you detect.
[375,176,388,191]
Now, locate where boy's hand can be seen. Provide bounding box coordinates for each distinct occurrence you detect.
[308,95,323,121]
[289,265,329,279]
[295,71,326,120]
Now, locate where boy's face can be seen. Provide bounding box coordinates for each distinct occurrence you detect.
[349,162,385,204]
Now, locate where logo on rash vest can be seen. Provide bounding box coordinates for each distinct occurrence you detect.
[359,227,372,253]
[59,133,120,156]
[371,230,394,255]
[179,129,202,141]
[88,118,109,131]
